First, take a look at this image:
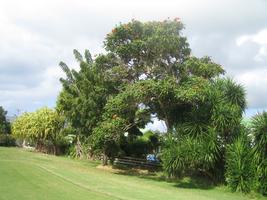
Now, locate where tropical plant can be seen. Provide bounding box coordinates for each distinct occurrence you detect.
[57,49,122,158]
[12,107,65,154]
[161,127,220,179]
[251,111,267,195]
[225,130,255,193]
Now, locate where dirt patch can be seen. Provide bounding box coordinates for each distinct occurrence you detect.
[96,165,151,175]
[96,165,121,173]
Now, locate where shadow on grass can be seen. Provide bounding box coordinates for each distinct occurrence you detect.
[113,165,216,190]
[173,177,215,190]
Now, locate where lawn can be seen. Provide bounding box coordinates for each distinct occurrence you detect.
[0,147,263,200]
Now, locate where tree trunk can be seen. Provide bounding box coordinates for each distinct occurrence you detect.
[158,100,172,133]
[164,116,173,134]
[165,118,171,133]
[102,154,108,166]
[53,145,57,155]
[76,135,83,159]
[22,139,26,147]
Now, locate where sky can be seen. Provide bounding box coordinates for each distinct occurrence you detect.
[0,0,267,130]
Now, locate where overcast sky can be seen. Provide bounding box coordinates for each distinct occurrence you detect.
[0,0,267,128]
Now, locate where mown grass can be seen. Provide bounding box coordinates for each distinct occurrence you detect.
[0,147,264,200]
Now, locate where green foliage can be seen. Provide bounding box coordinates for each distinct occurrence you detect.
[256,159,267,195]
[183,56,225,79]
[12,107,65,154]
[225,132,255,193]
[121,138,149,158]
[143,130,160,151]
[0,106,11,134]
[105,19,191,80]
[213,78,246,112]
[57,50,116,137]
[251,112,267,195]
[252,112,267,159]
[0,134,16,146]
[210,79,246,135]
[161,128,220,179]
[121,130,161,158]
[56,19,248,186]
[104,77,210,133]
[89,117,127,164]
[161,78,246,182]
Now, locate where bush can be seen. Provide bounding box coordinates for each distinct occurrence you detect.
[161,132,219,179]
[251,111,267,195]
[121,138,150,158]
[12,107,65,155]
[120,130,161,158]
[256,159,267,195]
[225,134,255,193]
[0,106,11,134]
[0,134,16,147]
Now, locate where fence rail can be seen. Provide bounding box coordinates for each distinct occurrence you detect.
[114,157,161,169]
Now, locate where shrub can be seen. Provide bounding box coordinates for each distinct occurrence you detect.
[121,130,161,158]
[251,112,267,195]
[90,118,127,165]
[256,159,267,195]
[12,107,65,154]
[121,137,150,158]
[225,133,255,193]
[161,131,219,179]
[0,134,16,147]
[0,106,11,134]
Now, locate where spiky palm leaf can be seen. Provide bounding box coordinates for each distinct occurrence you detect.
[85,49,93,64]
[73,49,83,63]
[251,111,267,194]
[225,133,255,193]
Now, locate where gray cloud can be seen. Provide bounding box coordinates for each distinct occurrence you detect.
[0,0,267,120]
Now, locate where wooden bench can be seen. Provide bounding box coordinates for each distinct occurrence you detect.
[114,156,161,169]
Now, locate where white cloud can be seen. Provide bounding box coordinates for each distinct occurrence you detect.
[235,69,267,109]
[252,29,267,44]
[236,29,267,63]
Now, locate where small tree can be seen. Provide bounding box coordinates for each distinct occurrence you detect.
[161,128,219,179]
[251,112,267,195]
[89,117,127,165]
[0,106,11,134]
[225,130,255,193]
[57,49,120,158]
[12,107,65,154]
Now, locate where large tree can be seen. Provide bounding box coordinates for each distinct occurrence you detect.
[96,20,245,170]
[57,19,246,170]
[102,19,225,132]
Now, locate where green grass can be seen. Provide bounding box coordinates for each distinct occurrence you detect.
[0,147,264,200]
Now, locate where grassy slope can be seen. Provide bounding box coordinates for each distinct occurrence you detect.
[0,147,263,200]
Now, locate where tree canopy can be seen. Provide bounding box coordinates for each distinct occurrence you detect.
[57,19,246,169]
